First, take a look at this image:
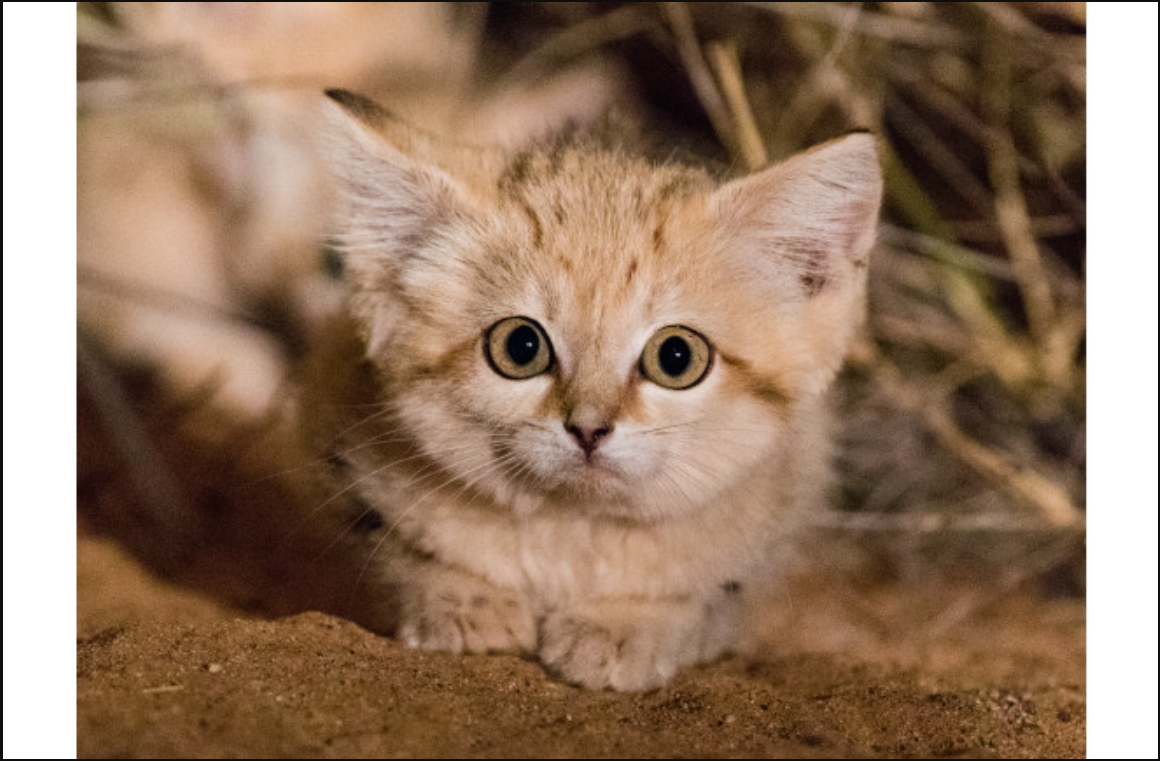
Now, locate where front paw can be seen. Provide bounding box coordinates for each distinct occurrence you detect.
[396,576,536,656]
[539,609,698,691]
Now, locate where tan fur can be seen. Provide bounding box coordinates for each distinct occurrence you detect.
[305,92,882,690]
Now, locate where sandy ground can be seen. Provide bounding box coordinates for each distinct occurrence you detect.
[77,528,1084,758]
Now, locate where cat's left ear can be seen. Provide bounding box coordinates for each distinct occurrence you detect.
[710,134,882,384]
[711,132,882,299]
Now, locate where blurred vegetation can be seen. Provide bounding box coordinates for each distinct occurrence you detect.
[79,3,1085,603]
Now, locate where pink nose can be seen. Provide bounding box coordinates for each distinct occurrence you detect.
[567,423,612,456]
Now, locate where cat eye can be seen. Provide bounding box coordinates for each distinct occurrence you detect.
[640,325,713,390]
[485,316,553,380]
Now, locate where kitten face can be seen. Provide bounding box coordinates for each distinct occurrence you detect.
[326,91,881,522]
[383,176,782,518]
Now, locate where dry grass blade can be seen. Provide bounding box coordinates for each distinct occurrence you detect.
[658,2,741,163]
[705,40,767,169]
[850,341,1081,530]
[879,224,1017,281]
[981,19,1059,365]
[884,91,996,218]
[744,2,971,48]
[920,405,1081,528]
[763,3,880,152]
[924,531,1084,636]
[888,64,1087,225]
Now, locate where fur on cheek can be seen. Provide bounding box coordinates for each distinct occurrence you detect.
[389,365,560,501]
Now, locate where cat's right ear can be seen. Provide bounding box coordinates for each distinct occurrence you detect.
[323,89,474,259]
[323,90,480,355]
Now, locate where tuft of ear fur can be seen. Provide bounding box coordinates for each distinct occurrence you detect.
[713,132,882,298]
[712,133,882,388]
[323,89,471,262]
[322,90,480,358]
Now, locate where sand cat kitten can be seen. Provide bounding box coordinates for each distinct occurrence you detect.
[306,90,881,690]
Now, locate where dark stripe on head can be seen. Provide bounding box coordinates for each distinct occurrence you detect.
[717,351,793,409]
[410,339,478,381]
[518,198,544,249]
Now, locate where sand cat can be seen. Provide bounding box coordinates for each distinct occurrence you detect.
[303,89,882,691]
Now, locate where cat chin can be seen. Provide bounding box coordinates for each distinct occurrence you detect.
[484,469,656,521]
[490,473,633,520]
[506,489,547,517]
[497,477,706,524]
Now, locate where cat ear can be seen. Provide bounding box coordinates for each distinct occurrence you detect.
[323,90,483,355]
[712,132,882,299]
[323,89,476,261]
[711,134,882,386]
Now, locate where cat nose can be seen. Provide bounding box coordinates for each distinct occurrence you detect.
[566,422,613,456]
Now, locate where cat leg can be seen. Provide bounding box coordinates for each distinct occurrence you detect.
[538,591,738,691]
[392,560,538,656]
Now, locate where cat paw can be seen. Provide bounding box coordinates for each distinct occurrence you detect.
[397,584,536,656]
[538,612,692,691]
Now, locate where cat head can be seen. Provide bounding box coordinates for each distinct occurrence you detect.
[324,90,881,520]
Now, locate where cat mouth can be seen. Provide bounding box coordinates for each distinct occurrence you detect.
[556,454,634,496]
[573,457,618,480]
[499,432,646,504]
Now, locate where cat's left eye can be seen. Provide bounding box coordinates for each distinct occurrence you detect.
[640,325,713,390]
[485,316,553,380]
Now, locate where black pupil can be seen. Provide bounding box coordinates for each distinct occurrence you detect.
[658,335,692,377]
[506,324,540,366]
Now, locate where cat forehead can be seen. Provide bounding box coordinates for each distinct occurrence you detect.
[494,147,709,259]
[486,148,718,296]
[496,145,709,218]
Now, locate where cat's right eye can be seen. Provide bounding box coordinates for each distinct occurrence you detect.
[485,316,553,380]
